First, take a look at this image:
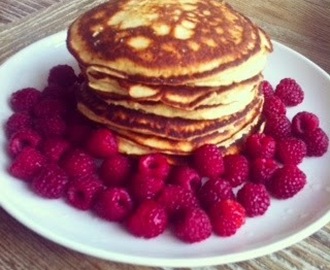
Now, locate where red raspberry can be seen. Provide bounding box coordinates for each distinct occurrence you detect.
[275,78,304,106]
[31,163,69,199]
[250,158,279,184]
[8,129,41,157]
[170,165,202,192]
[198,178,234,210]
[5,112,32,138]
[40,138,71,162]
[267,165,306,199]
[264,115,292,140]
[48,64,77,88]
[244,133,276,159]
[42,84,75,104]
[126,200,168,239]
[237,183,270,217]
[32,98,68,118]
[260,80,274,100]
[303,128,329,157]
[10,88,41,112]
[209,199,246,237]
[85,128,118,158]
[223,154,249,187]
[193,144,224,178]
[34,116,67,138]
[100,154,133,186]
[66,175,104,210]
[138,153,171,181]
[276,137,307,164]
[263,96,286,118]
[291,111,320,137]
[42,84,65,99]
[9,147,47,181]
[173,207,212,243]
[157,185,199,218]
[131,173,165,201]
[66,122,94,146]
[61,148,96,179]
[94,187,133,221]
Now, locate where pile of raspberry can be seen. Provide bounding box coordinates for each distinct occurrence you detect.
[5,65,329,244]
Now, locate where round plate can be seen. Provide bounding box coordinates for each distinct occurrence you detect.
[0,31,329,268]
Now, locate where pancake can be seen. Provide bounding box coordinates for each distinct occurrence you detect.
[93,84,259,120]
[67,0,272,86]
[108,97,263,155]
[76,82,263,141]
[87,72,263,110]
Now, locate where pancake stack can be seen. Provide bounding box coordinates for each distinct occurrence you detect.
[67,0,273,157]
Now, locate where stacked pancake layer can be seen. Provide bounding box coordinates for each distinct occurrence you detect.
[67,0,273,156]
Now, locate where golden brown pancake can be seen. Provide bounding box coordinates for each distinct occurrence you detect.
[67,0,272,86]
[87,72,263,111]
[76,82,263,142]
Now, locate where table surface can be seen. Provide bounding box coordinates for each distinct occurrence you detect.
[0,1,329,269]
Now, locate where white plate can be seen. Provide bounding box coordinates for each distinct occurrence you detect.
[0,31,329,268]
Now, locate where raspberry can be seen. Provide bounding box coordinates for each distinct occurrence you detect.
[303,128,329,157]
[42,84,75,104]
[193,144,224,178]
[66,122,94,146]
[33,98,68,118]
[9,147,47,181]
[223,154,249,187]
[244,133,276,159]
[10,88,41,112]
[31,163,69,199]
[291,111,320,137]
[48,64,77,88]
[276,137,307,164]
[94,187,133,221]
[237,183,270,217]
[66,175,104,210]
[250,158,279,184]
[267,165,306,199]
[264,115,292,140]
[275,78,304,106]
[100,154,133,186]
[131,173,165,201]
[126,200,168,239]
[34,116,67,138]
[157,185,199,218]
[173,207,212,243]
[260,80,274,100]
[5,112,32,138]
[170,165,202,192]
[40,138,71,162]
[209,199,246,237]
[85,128,118,158]
[263,96,286,118]
[138,153,171,181]
[198,178,235,210]
[8,129,41,157]
[61,148,96,179]
[42,84,66,99]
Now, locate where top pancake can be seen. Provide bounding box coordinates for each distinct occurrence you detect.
[67,0,272,86]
